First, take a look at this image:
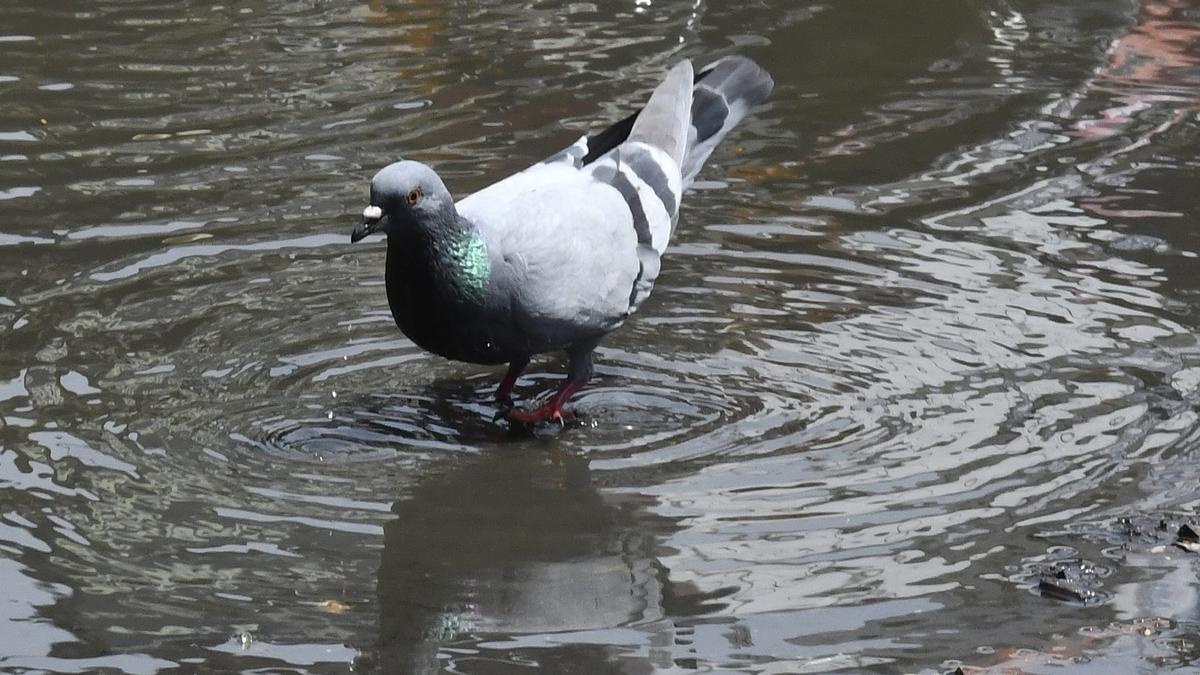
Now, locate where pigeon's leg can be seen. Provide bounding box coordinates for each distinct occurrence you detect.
[495,357,529,402]
[493,356,529,420]
[507,347,594,425]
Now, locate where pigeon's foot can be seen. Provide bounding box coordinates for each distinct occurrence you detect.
[506,402,575,426]
[504,379,585,426]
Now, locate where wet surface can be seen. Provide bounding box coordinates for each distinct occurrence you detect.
[6,0,1200,672]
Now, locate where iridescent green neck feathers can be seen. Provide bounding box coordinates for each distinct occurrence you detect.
[447,230,490,295]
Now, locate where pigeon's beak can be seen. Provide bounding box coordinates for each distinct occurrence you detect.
[351,205,384,243]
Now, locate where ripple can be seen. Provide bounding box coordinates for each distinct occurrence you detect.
[232,394,499,463]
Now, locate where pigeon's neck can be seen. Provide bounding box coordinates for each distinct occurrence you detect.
[388,213,490,303]
[444,221,490,296]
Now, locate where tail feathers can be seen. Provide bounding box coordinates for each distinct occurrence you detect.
[627,59,694,169]
[548,56,772,184]
[547,56,770,316]
[682,56,774,185]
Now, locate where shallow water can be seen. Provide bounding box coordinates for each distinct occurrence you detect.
[5,0,1200,672]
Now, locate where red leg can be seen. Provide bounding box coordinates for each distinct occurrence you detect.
[507,347,594,425]
[492,357,529,421]
[495,357,528,403]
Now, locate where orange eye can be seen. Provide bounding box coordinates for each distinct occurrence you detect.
[407,189,421,205]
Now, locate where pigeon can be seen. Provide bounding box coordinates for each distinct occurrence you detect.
[351,56,773,424]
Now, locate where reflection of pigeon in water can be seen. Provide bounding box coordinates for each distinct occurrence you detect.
[373,450,679,673]
[351,57,773,424]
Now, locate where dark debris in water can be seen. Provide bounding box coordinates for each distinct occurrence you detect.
[968,512,1200,672]
[1036,558,1107,606]
[1012,512,1200,607]
[1037,573,1100,605]
[1057,511,1200,557]
[1175,523,1200,552]
[1005,545,1110,606]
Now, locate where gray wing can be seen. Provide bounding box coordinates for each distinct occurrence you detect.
[588,60,692,310]
[459,162,642,348]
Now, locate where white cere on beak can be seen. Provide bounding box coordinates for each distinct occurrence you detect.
[363,205,383,220]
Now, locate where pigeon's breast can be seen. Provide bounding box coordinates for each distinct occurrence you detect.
[388,270,544,368]
[385,276,517,365]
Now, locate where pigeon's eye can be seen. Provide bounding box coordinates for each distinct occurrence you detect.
[407,189,421,206]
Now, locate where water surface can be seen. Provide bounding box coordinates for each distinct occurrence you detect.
[4,0,1200,672]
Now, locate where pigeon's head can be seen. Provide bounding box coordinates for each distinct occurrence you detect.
[351,160,455,243]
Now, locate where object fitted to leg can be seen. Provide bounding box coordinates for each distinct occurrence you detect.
[507,347,594,425]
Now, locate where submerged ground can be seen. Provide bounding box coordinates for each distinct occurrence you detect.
[4,0,1200,672]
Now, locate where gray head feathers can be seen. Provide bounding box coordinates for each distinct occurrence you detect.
[372,160,455,228]
[351,160,458,242]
